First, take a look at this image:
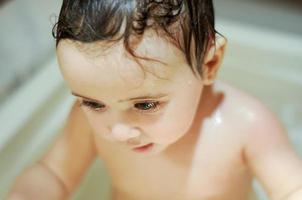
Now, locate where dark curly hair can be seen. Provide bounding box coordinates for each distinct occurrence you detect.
[53,0,218,77]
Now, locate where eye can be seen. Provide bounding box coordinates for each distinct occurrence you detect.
[134,101,161,113]
[80,100,106,112]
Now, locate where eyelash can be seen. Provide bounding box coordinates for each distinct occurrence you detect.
[80,100,162,114]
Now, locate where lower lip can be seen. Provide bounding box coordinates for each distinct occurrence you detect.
[133,143,154,152]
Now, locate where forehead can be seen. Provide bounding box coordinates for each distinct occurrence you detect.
[57,31,190,96]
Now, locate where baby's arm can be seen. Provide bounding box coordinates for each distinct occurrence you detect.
[6,100,97,200]
[243,104,302,200]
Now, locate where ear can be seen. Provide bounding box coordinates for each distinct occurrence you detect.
[202,35,227,85]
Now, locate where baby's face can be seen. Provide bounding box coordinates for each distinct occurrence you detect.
[57,31,204,155]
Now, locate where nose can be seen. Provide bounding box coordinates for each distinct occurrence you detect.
[110,123,141,142]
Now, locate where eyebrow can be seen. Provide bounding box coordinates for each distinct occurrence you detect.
[71,92,168,103]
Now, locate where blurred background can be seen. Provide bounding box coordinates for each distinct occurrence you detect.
[0,0,60,105]
[0,0,301,199]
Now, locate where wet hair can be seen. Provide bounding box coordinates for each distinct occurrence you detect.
[53,0,218,77]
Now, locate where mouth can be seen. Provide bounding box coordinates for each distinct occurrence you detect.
[132,143,154,152]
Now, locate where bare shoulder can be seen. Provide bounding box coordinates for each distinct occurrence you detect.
[214,80,284,134]
[213,80,290,156]
[40,99,97,192]
[214,83,302,200]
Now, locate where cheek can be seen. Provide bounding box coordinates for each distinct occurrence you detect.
[150,118,193,144]
[150,90,202,144]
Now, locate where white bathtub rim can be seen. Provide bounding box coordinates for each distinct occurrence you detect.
[217,19,302,58]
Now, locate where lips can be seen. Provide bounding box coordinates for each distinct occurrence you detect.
[133,143,150,148]
[133,143,154,152]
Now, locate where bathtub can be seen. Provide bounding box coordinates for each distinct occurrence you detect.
[0,20,301,200]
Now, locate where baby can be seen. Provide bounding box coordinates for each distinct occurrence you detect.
[7,0,302,200]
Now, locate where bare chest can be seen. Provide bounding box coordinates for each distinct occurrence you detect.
[94,136,255,200]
